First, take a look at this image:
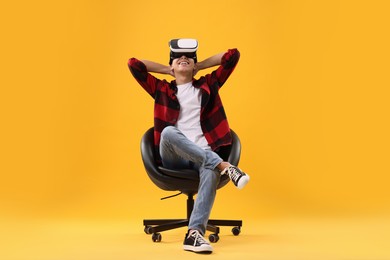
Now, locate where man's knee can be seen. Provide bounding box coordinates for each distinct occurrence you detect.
[161,126,181,143]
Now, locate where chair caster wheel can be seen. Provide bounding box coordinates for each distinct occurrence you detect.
[232,226,241,236]
[209,233,219,243]
[152,232,162,242]
[144,226,153,234]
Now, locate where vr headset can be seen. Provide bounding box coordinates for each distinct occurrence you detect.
[169,38,198,65]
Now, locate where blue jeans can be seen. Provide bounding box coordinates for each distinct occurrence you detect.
[160,126,223,235]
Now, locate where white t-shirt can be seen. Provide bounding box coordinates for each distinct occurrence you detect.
[175,82,210,150]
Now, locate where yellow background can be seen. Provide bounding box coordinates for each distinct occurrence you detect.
[1,0,390,225]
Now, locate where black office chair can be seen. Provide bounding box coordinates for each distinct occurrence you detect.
[140,127,243,243]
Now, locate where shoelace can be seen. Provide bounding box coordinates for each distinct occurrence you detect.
[188,230,208,246]
[228,167,242,182]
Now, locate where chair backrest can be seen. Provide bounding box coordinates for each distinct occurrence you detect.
[140,127,241,194]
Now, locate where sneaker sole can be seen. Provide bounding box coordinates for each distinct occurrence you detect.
[237,175,250,189]
[183,245,213,253]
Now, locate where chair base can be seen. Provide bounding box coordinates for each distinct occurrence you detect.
[143,194,242,243]
[143,218,242,243]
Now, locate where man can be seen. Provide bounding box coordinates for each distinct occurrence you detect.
[128,39,250,254]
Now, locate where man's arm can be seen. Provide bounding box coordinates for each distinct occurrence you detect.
[141,60,174,76]
[128,58,168,97]
[200,49,240,87]
[196,52,225,72]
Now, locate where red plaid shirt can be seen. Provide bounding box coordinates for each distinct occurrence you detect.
[128,48,240,163]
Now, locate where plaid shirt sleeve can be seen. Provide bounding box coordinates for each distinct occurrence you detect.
[127,58,161,98]
[207,48,240,89]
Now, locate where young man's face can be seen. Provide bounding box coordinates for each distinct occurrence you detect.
[171,55,196,76]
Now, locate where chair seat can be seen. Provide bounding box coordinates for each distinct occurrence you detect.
[158,166,199,181]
